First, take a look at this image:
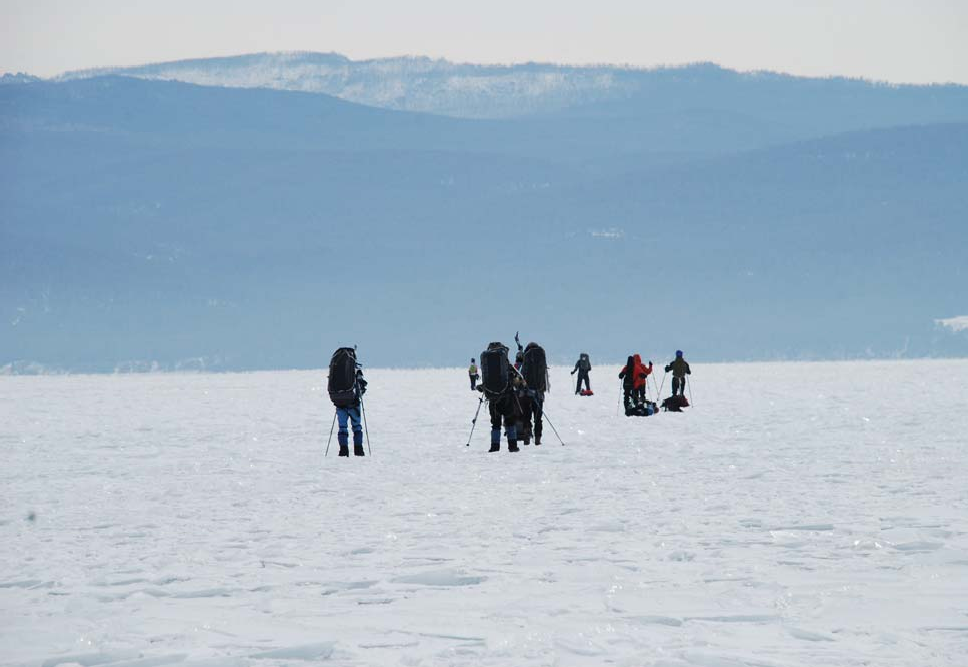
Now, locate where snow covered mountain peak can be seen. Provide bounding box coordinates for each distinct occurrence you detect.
[53,51,660,118]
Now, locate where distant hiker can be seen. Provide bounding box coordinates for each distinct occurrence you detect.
[571,353,592,395]
[468,358,479,390]
[633,355,653,405]
[664,350,692,398]
[619,354,652,410]
[478,342,521,453]
[327,347,368,457]
[518,340,549,446]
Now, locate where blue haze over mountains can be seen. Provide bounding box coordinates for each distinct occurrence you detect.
[1,53,967,372]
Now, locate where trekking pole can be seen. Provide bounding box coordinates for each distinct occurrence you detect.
[360,398,372,456]
[466,395,485,446]
[687,376,694,407]
[656,371,667,399]
[324,410,337,457]
[541,406,566,446]
[651,374,661,403]
[616,379,622,416]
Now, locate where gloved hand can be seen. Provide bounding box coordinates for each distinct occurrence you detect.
[665,364,672,373]
[570,369,576,375]
[648,360,653,365]
[358,379,368,394]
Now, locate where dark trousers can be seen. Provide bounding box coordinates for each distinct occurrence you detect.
[575,371,590,393]
[529,391,544,443]
[470,374,478,390]
[516,392,532,443]
[336,406,363,455]
[673,376,686,396]
[518,390,544,444]
[488,393,520,450]
[633,385,646,404]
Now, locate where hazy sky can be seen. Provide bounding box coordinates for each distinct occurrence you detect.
[2,0,966,83]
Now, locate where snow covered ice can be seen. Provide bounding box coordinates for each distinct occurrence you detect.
[2,360,967,666]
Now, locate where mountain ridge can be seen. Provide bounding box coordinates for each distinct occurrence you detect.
[48,52,968,123]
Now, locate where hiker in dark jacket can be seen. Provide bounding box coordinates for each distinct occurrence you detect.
[479,342,521,453]
[664,350,692,397]
[571,353,592,394]
[517,341,547,446]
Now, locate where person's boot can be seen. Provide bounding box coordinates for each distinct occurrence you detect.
[353,430,365,456]
[506,426,518,452]
[489,428,500,452]
[337,432,349,457]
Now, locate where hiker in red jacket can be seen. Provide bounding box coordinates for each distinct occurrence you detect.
[618,354,653,409]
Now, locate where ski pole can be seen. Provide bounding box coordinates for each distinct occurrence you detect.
[466,395,485,446]
[656,370,667,399]
[360,398,371,456]
[687,376,694,407]
[616,379,622,416]
[541,406,566,446]
[324,410,337,457]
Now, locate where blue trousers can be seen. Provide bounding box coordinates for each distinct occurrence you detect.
[336,406,363,447]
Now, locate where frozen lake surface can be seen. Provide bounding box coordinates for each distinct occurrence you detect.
[2,360,967,666]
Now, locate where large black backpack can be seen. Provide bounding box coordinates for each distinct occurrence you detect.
[328,347,359,407]
[579,353,591,372]
[479,343,510,396]
[522,343,549,392]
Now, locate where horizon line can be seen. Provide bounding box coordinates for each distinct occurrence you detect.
[8,50,964,89]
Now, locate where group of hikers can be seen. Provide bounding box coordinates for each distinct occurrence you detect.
[470,333,551,452]
[325,340,693,457]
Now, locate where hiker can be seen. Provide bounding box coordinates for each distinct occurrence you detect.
[478,341,521,453]
[327,347,368,457]
[664,350,692,397]
[468,358,479,390]
[618,354,652,410]
[518,340,549,446]
[632,354,653,405]
[571,353,592,394]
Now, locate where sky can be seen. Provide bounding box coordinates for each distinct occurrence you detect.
[2,0,967,84]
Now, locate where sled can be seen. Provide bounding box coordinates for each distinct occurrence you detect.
[579,389,594,396]
[625,402,657,417]
[661,395,690,412]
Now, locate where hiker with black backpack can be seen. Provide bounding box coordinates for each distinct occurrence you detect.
[517,335,549,446]
[327,347,368,457]
[477,341,521,453]
[571,353,592,395]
